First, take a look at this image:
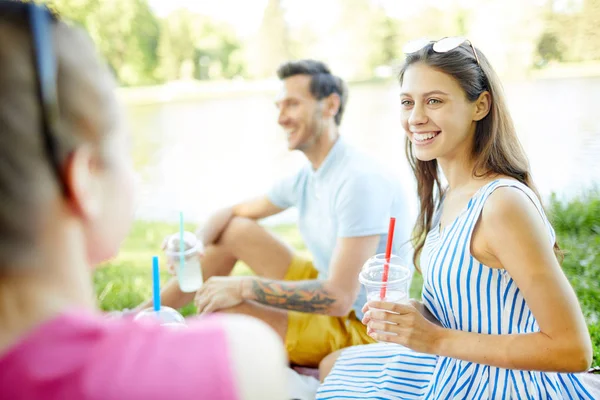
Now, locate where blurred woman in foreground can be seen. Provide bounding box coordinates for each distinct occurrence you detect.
[0,3,287,399]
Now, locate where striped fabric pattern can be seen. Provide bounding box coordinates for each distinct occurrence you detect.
[317,179,595,399]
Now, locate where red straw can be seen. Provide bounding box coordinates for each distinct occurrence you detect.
[380,217,396,300]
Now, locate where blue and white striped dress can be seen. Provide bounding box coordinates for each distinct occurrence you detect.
[317,179,595,399]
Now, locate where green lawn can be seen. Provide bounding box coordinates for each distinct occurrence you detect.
[95,191,600,366]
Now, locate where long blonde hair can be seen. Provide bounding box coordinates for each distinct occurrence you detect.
[0,9,116,270]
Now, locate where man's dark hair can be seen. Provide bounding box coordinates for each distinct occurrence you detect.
[276,59,348,126]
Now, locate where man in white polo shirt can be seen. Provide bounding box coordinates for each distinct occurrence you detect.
[147,59,412,367]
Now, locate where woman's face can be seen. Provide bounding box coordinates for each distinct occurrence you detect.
[83,109,137,266]
[400,62,479,163]
[47,24,137,267]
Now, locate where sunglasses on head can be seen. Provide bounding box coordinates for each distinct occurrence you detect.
[402,36,481,66]
[0,1,66,194]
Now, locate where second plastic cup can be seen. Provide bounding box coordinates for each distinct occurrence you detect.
[134,306,187,329]
[164,231,203,293]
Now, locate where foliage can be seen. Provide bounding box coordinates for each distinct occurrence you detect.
[44,0,161,86]
[547,190,600,365]
[37,0,244,85]
[536,0,600,66]
[245,0,291,79]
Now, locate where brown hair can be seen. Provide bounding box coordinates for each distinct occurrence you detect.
[399,42,561,270]
[277,59,349,126]
[0,11,117,269]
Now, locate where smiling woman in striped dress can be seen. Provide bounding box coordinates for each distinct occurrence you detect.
[316,37,595,399]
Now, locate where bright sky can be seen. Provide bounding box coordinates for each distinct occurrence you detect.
[147,0,551,38]
[148,0,269,37]
[147,0,427,38]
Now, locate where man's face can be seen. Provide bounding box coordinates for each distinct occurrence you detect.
[275,75,323,151]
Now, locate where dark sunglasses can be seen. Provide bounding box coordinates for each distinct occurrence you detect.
[0,1,66,194]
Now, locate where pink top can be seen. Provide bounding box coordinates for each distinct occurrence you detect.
[0,310,238,400]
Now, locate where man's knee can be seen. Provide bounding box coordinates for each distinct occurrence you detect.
[220,216,259,247]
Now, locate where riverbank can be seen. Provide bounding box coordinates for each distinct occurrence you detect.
[116,64,600,108]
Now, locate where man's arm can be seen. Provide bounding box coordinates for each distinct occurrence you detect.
[239,173,396,316]
[135,196,285,312]
[201,196,284,246]
[241,235,380,316]
[134,276,196,312]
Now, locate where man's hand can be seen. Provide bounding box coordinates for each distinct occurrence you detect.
[194,276,248,313]
[161,234,204,276]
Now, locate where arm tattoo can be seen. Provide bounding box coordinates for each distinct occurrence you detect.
[249,279,337,314]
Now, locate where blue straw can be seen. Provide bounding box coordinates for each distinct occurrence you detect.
[179,211,185,277]
[152,256,160,312]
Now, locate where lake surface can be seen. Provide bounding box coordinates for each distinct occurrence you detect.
[125,77,600,225]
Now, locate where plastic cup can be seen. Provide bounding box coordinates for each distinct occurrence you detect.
[164,231,203,293]
[134,306,187,329]
[359,254,411,341]
[359,253,411,303]
[105,309,136,320]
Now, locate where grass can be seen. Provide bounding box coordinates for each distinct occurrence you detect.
[95,191,600,367]
[548,190,600,366]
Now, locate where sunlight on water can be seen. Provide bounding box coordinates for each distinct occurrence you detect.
[125,78,600,224]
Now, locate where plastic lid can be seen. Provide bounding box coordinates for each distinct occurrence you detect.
[359,254,411,286]
[165,231,200,257]
[134,306,187,327]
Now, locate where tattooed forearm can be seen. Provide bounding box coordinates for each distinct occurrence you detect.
[247,279,337,314]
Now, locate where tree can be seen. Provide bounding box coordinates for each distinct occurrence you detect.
[87,0,160,86]
[467,0,544,77]
[156,9,196,81]
[400,6,454,43]
[245,0,291,79]
[44,0,100,23]
[536,31,564,66]
[306,0,400,80]
[193,20,246,80]
[287,22,319,61]
[536,0,600,64]
[156,10,246,81]
[43,0,160,86]
[579,0,600,61]
[368,7,403,71]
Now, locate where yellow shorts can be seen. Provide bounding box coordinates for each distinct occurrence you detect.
[284,255,375,367]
